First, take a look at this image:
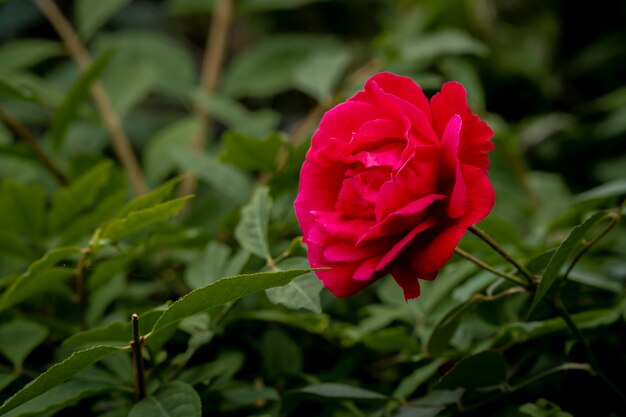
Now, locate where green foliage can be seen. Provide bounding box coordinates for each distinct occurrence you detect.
[0,346,126,416]
[48,49,114,148]
[0,0,625,416]
[128,382,201,417]
[437,351,507,390]
[0,319,48,369]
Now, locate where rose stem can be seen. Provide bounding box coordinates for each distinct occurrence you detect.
[454,247,528,287]
[131,314,146,401]
[468,225,534,285]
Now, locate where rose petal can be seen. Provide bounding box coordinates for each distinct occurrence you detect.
[408,164,495,274]
[376,216,438,271]
[359,194,444,244]
[353,257,381,281]
[390,263,421,300]
[316,263,373,298]
[355,76,439,145]
[430,82,494,170]
[439,115,467,219]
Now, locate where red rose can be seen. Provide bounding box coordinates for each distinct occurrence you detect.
[294,72,495,300]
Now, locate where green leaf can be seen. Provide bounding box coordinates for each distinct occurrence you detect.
[529,211,607,315]
[0,74,37,101]
[116,176,183,219]
[184,241,249,289]
[59,189,127,245]
[99,196,191,241]
[0,39,63,72]
[437,351,507,390]
[191,92,279,136]
[399,30,488,63]
[1,377,113,417]
[146,269,310,340]
[0,319,48,369]
[573,179,626,203]
[265,257,323,313]
[519,398,573,417]
[128,382,201,417]
[0,233,33,261]
[220,131,283,172]
[86,274,125,326]
[171,148,251,204]
[294,383,388,401]
[221,35,346,98]
[427,298,479,356]
[222,387,279,407]
[395,389,464,417]
[261,328,302,374]
[239,0,328,13]
[143,118,201,186]
[95,31,195,113]
[48,161,114,233]
[0,247,81,313]
[178,351,244,387]
[75,0,131,40]
[235,186,272,260]
[0,345,126,416]
[0,180,46,239]
[49,49,114,148]
[293,47,350,102]
[393,360,445,400]
[0,374,16,393]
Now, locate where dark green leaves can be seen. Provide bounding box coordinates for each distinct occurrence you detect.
[99,196,191,241]
[294,383,388,401]
[128,382,201,417]
[0,319,48,369]
[529,211,608,314]
[0,346,126,416]
[0,247,80,312]
[437,351,507,390]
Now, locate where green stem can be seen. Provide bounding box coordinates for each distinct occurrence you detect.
[468,225,534,285]
[554,296,626,404]
[454,247,528,287]
[131,314,146,401]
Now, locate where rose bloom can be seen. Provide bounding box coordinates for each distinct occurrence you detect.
[294,72,495,300]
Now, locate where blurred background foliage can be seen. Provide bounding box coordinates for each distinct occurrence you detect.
[0,0,625,416]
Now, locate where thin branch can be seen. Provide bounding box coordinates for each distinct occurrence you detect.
[0,106,69,185]
[468,225,534,284]
[454,247,529,287]
[33,0,147,195]
[179,0,233,198]
[131,314,147,401]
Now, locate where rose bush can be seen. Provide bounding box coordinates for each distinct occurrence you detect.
[295,72,495,299]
